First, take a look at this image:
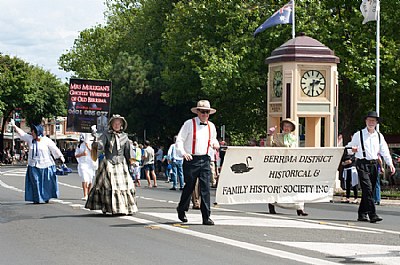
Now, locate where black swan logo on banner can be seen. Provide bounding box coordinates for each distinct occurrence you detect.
[231,156,253,173]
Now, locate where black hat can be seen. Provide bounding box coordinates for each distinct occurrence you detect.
[364,111,380,122]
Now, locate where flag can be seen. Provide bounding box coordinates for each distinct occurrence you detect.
[254,1,293,37]
[360,0,378,24]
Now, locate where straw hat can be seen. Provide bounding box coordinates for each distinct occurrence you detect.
[280,118,296,132]
[190,100,216,114]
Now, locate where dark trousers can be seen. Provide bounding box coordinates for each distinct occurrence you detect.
[177,155,211,221]
[356,161,378,217]
[345,170,358,199]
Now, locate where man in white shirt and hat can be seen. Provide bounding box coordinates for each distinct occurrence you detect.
[176,100,219,225]
[347,111,395,223]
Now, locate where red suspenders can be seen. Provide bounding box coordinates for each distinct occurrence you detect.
[191,118,210,155]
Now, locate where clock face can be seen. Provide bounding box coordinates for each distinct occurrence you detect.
[300,70,326,97]
[273,71,283,97]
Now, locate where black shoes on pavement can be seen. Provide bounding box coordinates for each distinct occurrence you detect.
[177,208,214,225]
[296,209,308,216]
[202,218,214,225]
[268,204,277,214]
[358,214,383,223]
[177,208,188,223]
[369,215,383,223]
[357,215,369,222]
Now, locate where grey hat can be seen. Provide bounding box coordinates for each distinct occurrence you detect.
[108,114,128,131]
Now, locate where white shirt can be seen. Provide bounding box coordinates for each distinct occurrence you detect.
[75,142,96,169]
[346,127,393,166]
[176,117,218,157]
[20,133,63,168]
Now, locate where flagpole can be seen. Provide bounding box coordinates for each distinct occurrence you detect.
[376,0,380,131]
[292,0,296,39]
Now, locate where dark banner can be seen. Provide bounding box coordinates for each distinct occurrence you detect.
[67,78,112,133]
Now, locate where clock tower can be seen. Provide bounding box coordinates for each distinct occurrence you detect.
[266,33,340,147]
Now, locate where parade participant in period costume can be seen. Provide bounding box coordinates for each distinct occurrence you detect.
[267,118,308,216]
[85,114,138,215]
[176,100,219,225]
[10,119,65,204]
[347,111,395,223]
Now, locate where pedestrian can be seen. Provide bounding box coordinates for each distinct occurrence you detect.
[267,118,308,216]
[162,154,172,183]
[374,156,384,205]
[347,111,395,223]
[176,100,219,225]
[10,119,65,204]
[75,133,96,200]
[130,140,142,187]
[155,146,164,177]
[341,148,359,204]
[167,136,184,190]
[85,114,138,215]
[143,140,157,188]
[210,147,219,188]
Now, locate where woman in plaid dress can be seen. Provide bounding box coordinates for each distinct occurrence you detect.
[85,115,138,215]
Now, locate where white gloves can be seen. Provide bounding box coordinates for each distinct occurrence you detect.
[9,118,15,127]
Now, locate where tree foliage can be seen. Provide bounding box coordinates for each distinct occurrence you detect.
[0,54,68,156]
[58,0,400,145]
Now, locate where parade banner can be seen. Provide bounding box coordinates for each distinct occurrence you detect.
[215,147,344,204]
[67,78,111,133]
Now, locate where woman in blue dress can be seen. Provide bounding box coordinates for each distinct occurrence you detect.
[10,119,65,204]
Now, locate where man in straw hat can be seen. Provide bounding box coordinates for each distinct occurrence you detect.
[176,100,219,225]
[267,118,308,216]
[347,111,395,223]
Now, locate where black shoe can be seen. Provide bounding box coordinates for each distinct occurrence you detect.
[179,187,184,191]
[202,218,214,225]
[357,215,369,222]
[369,215,383,223]
[177,208,187,223]
[268,203,277,214]
[296,209,308,216]
[169,187,176,190]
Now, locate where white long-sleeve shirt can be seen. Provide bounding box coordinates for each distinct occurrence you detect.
[19,132,63,168]
[346,127,393,166]
[175,117,218,157]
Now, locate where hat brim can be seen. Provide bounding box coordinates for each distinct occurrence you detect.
[364,115,380,123]
[108,116,128,131]
[191,107,217,114]
[280,119,296,132]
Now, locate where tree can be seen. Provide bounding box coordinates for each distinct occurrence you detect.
[0,54,68,159]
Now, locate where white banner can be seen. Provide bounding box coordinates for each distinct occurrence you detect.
[215,147,344,204]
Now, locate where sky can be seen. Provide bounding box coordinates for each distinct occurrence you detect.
[0,0,107,81]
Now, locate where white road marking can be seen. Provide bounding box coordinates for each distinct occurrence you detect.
[119,215,341,265]
[271,241,400,265]
[140,212,376,233]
